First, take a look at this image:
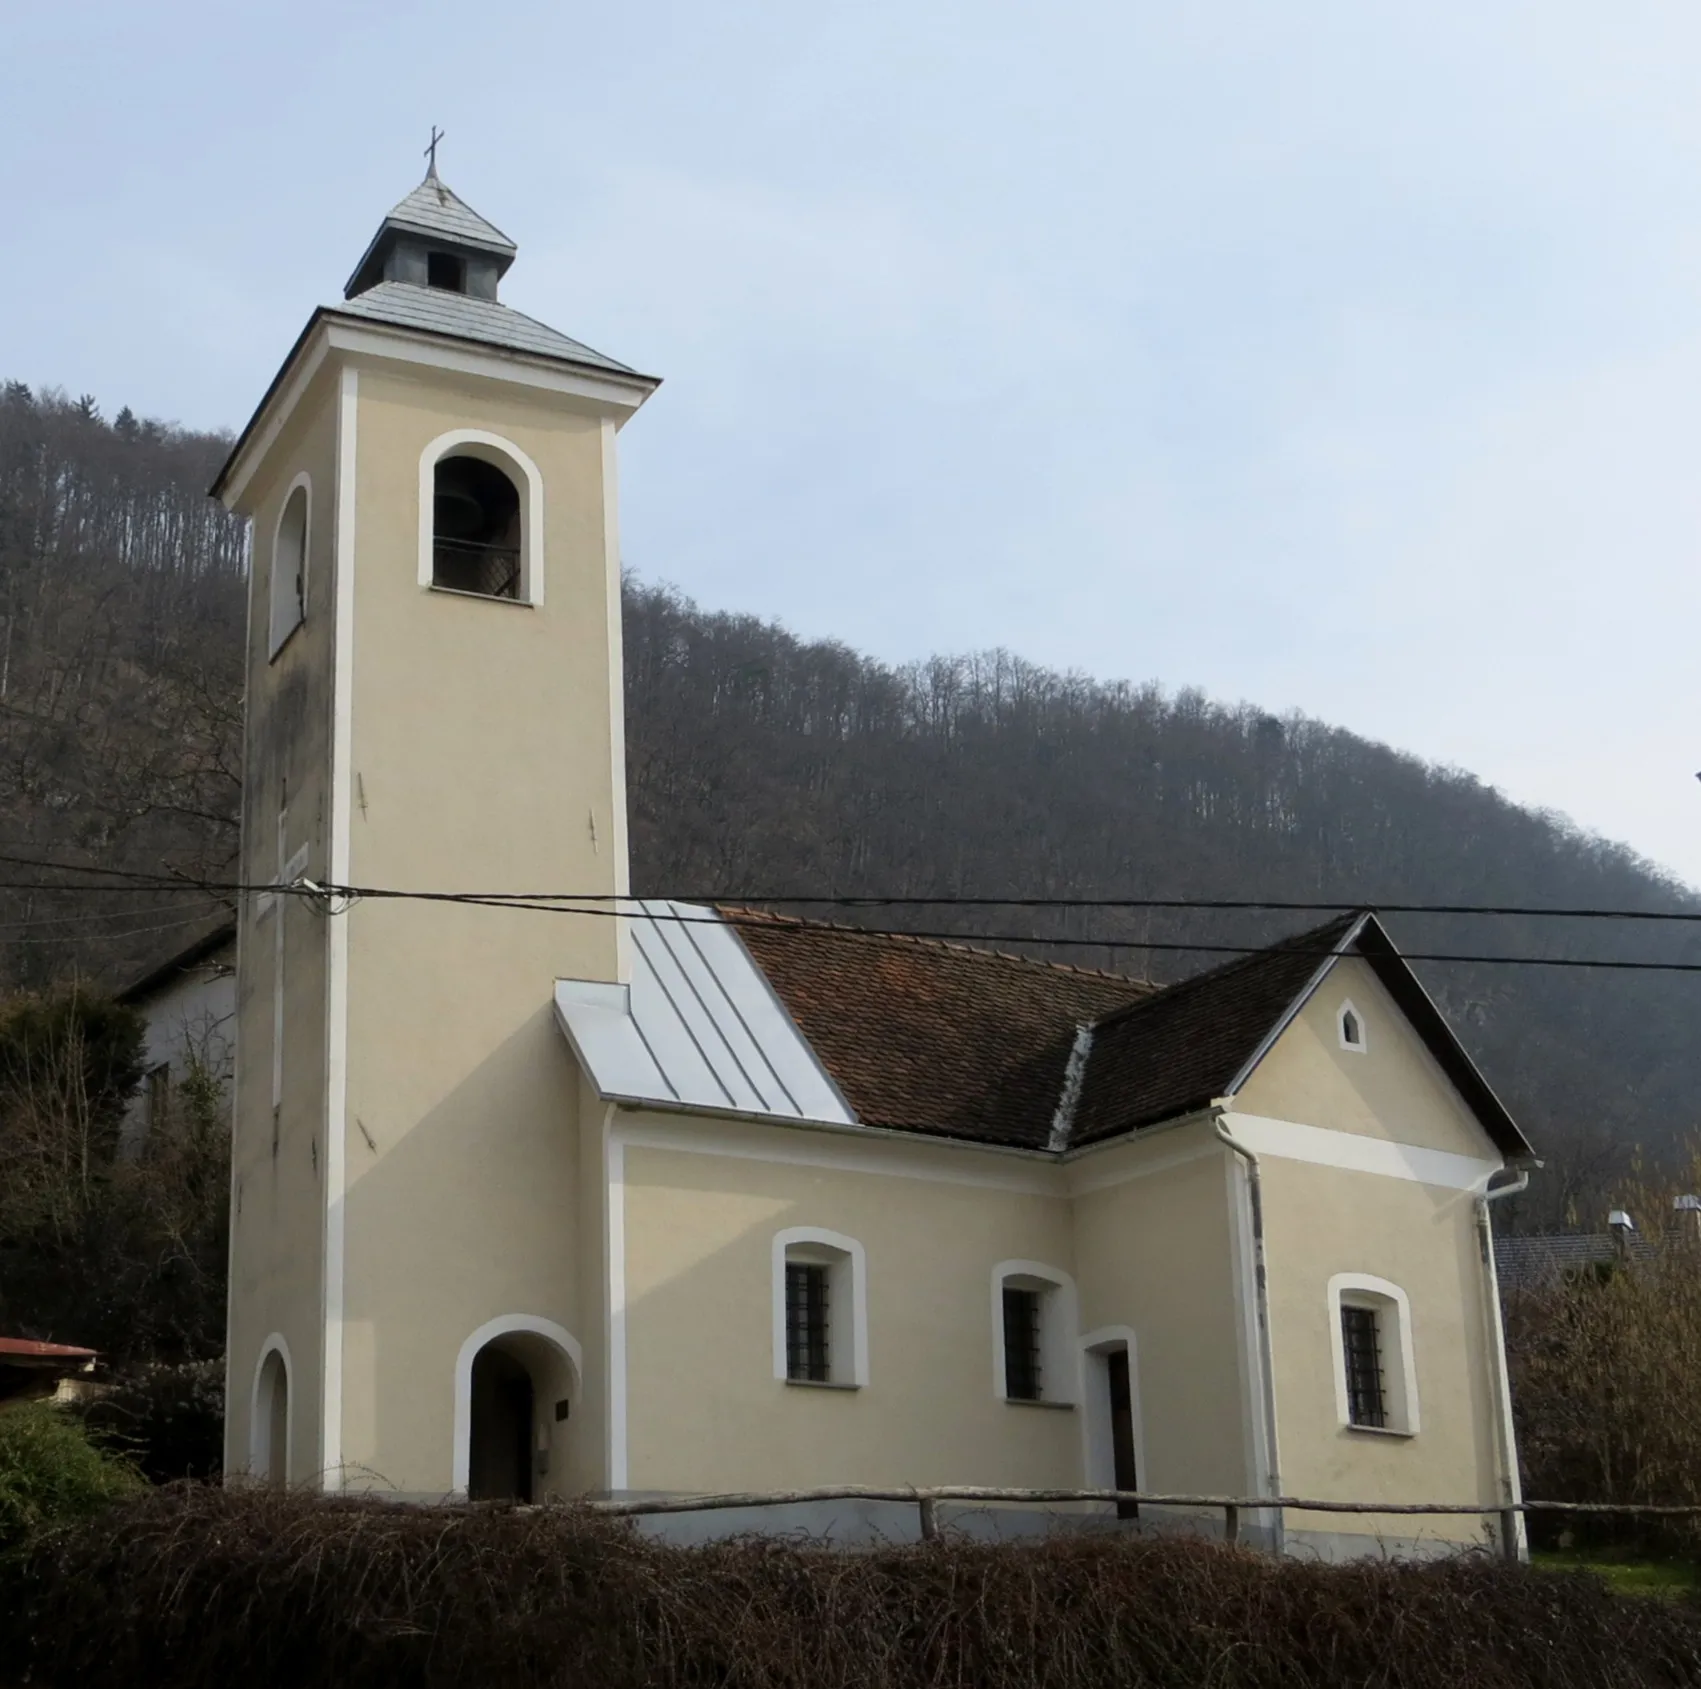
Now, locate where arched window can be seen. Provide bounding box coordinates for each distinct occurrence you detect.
[418,431,544,604]
[269,478,308,657]
[772,1227,868,1388]
[433,455,520,597]
[250,1336,292,1485]
[991,1261,1079,1405]
[1328,1273,1419,1435]
[453,1315,582,1500]
[1337,1000,1367,1052]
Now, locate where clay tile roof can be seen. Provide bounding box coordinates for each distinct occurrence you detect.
[0,1337,97,1360]
[723,910,1155,1150]
[1068,913,1360,1146]
[722,907,1532,1162]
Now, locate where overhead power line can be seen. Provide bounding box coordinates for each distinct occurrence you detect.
[0,849,1698,925]
[0,851,1699,973]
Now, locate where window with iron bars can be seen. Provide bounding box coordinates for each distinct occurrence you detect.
[1002,1286,1043,1401]
[785,1262,830,1383]
[1340,1303,1387,1428]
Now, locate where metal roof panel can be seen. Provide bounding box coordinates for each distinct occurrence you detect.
[555,903,855,1125]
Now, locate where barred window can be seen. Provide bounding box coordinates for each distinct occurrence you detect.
[1002,1286,1043,1401]
[1340,1303,1387,1428]
[786,1262,830,1383]
[773,1229,867,1388]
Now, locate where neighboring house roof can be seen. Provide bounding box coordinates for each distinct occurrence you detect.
[330,282,638,374]
[1495,1230,1661,1290]
[0,1338,97,1360]
[558,905,1534,1163]
[0,1336,98,1405]
[115,917,237,1006]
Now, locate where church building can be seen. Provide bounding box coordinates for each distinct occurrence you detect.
[210,165,1536,1558]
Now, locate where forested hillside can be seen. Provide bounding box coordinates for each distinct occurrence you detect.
[4,380,1698,1225]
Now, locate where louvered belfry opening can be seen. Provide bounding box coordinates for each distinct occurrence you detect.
[433,455,521,598]
[1003,1286,1043,1401]
[785,1262,830,1382]
[1341,1304,1387,1428]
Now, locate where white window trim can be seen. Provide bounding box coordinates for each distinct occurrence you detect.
[418,428,546,605]
[450,1313,584,1497]
[1337,998,1368,1053]
[248,1331,294,1483]
[991,1260,1080,1405]
[268,473,311,660]
[1328,1272,1419,1435]
[772,1226,868,1388]
[1079,1325,1144,1495]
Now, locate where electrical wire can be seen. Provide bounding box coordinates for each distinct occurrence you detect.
[0,851,1698,973]
[245,883,1701,976]
[0,847,1697,925]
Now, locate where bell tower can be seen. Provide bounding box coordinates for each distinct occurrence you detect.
[213,164,658,1494]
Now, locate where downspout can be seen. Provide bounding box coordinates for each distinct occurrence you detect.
[1477,1168,1529,1561]
[1212,1103,1283,1553]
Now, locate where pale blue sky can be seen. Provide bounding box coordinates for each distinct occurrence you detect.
[6,1,1700,887]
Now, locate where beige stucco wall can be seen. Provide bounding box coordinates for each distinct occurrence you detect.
[619,1118,1084,1493]
[1231,957,1511,1549]
[225,368,341,1484]
[334,359,631,1495]
[1258,1155,1500,1548]
[1069,1122,1256,1500]
[1238,958,1488,1157]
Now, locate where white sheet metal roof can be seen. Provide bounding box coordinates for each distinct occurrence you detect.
[333,282,639,374]
[554,901,856,1125]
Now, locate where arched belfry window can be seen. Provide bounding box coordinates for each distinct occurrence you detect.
[269,478,309,657]
[434,456,521,598]
[419,431,543,604]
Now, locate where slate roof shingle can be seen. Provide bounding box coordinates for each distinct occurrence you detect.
[332,282,641,375]
[380,176,517,257]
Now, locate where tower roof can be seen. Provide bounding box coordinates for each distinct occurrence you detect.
[344,171,518,299]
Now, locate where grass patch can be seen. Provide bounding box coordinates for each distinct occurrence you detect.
[1533,1547,1701,1598]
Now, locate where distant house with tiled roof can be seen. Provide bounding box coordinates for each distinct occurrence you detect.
[215,164,1537,1562]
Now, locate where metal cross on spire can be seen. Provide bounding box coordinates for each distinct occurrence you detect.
[424,125,446,180]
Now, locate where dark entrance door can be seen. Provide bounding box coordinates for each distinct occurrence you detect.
[1106,1348,1138,1520]
[468,1344,535,1502]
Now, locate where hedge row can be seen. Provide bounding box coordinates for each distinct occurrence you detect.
[5,1485,1701,1688]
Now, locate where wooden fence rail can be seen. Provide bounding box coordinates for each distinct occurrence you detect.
[589,1485,1701,1561]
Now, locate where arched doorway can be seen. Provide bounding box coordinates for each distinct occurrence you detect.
[468,1344,536,1501]
[250,1338,291,1486]
[454,1317,582,1502]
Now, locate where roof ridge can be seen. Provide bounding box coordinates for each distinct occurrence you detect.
[716,904,1157,989]
[1087,909,1363,1033]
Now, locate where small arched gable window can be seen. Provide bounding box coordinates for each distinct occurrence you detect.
[1337,1000,1367,1053]
[772,1227,868,1388]
[419,431,544,605]
[269,478,309,658]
